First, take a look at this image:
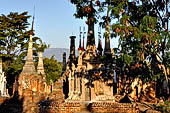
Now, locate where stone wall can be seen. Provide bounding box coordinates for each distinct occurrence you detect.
[39,101,139,113]
[39,101,81,113]
[90,102,139,113]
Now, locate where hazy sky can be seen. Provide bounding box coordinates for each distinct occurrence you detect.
[0,0,118,49]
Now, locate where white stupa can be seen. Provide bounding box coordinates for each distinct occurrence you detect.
[0,57,9,97]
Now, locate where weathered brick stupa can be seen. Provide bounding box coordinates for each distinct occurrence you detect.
[62,4,114,101]
[13,17,64,113]
[62,2,159,104]
[37,51,45,76]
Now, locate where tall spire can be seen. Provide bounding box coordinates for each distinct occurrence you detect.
[86,20,95,48]
[82,27,86,50]
[86,1,95,48]
[97,39,103,55]
[30,6,35,36]
[30,16,34,35]
[37,51,45,75]
[97,27,103,55]
[62,52,66,72]
[104,9,111,56]
[21,14,36,75]
[69,36,76,63]
[78,27,82,51]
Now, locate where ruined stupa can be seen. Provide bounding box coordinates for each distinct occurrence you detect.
[37,51,45,76]
[63,7,114,101]
[21,19,36,75]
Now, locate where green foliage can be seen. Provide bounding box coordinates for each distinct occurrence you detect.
[0,12,43,95]
[70,0,101,23]
[4,57,23,89]
[43,56,62,85]
[110,0,170,82]
[0,11,42,61]
[0,12,30,91]
[38,40,50,52]
[0,12,30,57]
[70,0,170,95]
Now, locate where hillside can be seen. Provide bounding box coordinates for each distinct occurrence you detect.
[43,48,70,62]
[43,48,78,62]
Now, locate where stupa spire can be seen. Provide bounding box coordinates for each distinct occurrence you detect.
[21,15,36,75]
[30,6,35,36]
[104,9,111,56]
[86,1,95,48]
[69,36,76,63]
[30,16,34,35]
[97,27,103,55]
[82,27,86,50]
[78,27,82,51]
[37,51,45,75]
[62,52,66,72]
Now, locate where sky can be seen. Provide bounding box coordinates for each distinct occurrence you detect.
[0,0,118,49]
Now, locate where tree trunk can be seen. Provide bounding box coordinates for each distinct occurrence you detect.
[159,64,169,96]
[163,65,169,96]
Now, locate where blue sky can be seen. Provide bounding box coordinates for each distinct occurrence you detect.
[0,0,118,49]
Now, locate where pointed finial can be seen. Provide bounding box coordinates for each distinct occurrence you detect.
[78,26,82,50]
[30,5,35,35]
[97,38,103,55]
[97,26,103,54]
[82,26,86,50]
[30,17,34,35]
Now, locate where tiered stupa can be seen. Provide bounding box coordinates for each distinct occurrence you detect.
[62,4,158,102]
[14,17,64,113]
[21,20,36,75]
[63,4,114,101]
[37,51,45,76]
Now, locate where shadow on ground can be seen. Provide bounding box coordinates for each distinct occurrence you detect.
[0,91,23,113]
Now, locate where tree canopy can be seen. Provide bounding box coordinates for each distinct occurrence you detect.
[0,12,42,94]
[70,0,170,96]
[0,12,30,58]
[43,56,62,85]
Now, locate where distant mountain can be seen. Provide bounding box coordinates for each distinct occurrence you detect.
[43,48,78,62]
[43,48,69,62]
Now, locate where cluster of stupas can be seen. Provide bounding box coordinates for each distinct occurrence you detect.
[62,8,161,103]
[13,18,50,97]
[12,18,64,113]
[62,11,116,101]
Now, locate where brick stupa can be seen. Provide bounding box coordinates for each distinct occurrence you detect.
[37,51,45,75]
[21,27,36,75]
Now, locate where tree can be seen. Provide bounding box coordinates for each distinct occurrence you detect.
[70,0,170,97]
[0,11,41,61]
[43,56,62,85]
[109,0,170,96]
[70,0,98,22]
[38,40,50,52]
[0,12,30,57]
[0,12,41,94]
